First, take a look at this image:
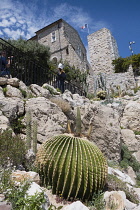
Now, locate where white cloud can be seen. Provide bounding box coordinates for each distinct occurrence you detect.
[0,0,108,40]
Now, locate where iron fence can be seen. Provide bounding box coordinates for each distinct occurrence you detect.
[0,38,87,96]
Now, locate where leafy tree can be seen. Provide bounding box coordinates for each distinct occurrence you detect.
[112,54,140,75]
[7,38,51,68]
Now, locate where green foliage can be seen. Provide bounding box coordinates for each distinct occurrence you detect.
[107,174,139,204]
[7,38,50,68]
[120,144,140,172]
[0,169,46,210]
[35,134,108,201]
[10,116,26,134]
[19,88,27,98]
[48,204,63,210]
[88,191,105,210]
[3,87,8,96]
[112,54,140,74]
[134,130,140,135]
[0,129,26,168]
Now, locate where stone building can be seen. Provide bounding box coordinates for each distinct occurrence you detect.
[29,19,89,72]
[87,28,119,74]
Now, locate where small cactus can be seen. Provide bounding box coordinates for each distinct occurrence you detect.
[35,134,108,200]
[32,120,38,154]
[76,107,81,136]
[26,110,32,150]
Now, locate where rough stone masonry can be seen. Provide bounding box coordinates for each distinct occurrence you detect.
[87,28,119,75]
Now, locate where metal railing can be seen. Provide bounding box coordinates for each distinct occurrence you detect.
[0,38,87,96]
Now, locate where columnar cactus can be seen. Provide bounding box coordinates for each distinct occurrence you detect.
[26,110,32,150]
[35,134,108,200]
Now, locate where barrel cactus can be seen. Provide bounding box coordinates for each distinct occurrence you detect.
[35,134,108,200]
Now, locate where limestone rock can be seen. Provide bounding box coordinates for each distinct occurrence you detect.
[0,110,10,130]
[42,83,60,95]
[30,84,50,98]
[121,129,138,152]
[0,86,5,97]
[63,201,89,210]
[11,170,40,185]
[5,85,23,98]
[81,103,121,161]
[25,97,67,143]
[104,191,125,210]
[7,78,20,87]
[0,97,24,120]
[121,101,140,131]
[126,166,136,185]
[0,77,8,85]
[62,90,90,107]
[108,167,135,185]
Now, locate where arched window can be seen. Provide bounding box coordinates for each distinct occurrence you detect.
[52,57,57,64]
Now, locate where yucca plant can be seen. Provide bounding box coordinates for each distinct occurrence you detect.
[35,134,108,201]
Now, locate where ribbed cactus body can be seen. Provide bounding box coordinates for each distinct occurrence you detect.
[36,134,108,200]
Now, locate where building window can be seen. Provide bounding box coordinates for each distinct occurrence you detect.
[52,57,57,64]
[51,32,56,42]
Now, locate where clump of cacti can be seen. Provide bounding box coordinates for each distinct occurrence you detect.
[35,134,108,200]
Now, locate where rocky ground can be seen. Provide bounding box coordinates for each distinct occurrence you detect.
[1,77,140,209]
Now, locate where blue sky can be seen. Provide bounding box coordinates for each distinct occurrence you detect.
[0,0,139,58]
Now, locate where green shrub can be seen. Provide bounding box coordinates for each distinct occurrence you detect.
[0,129,26,168]
[107,174,139,204]
[120,144,140,172]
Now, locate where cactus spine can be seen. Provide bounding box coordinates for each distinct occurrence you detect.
[35,134,108,200]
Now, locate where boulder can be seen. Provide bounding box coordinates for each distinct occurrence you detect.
[62,90,90,107]
[63,201,89,210]
[11,170,40,185]
[0,97,24,120]
[30,84,50,98]
[0,86,5,97]
[121,129,138,152]
[0,110,10,130]
[104,191,125,210]
[81,103,121,161]
[25,97,67,143]
[0,77,8,86]
[5,85,23,98]
[108,167,135,185]
[7,78,20,87]
[121,100,140,131]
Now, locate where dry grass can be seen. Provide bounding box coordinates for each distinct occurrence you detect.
[50,97,71,113]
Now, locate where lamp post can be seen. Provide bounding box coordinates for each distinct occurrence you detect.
[129,41,135,55]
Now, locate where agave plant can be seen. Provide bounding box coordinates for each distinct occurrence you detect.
[35,134,108,200]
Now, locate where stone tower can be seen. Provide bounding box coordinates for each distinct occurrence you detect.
[87,28,119,74]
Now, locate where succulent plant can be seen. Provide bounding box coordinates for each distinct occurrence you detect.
[35,134,108,200]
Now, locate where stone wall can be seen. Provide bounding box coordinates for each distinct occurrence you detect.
[87,65,136,95]
[87,28,119,74]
